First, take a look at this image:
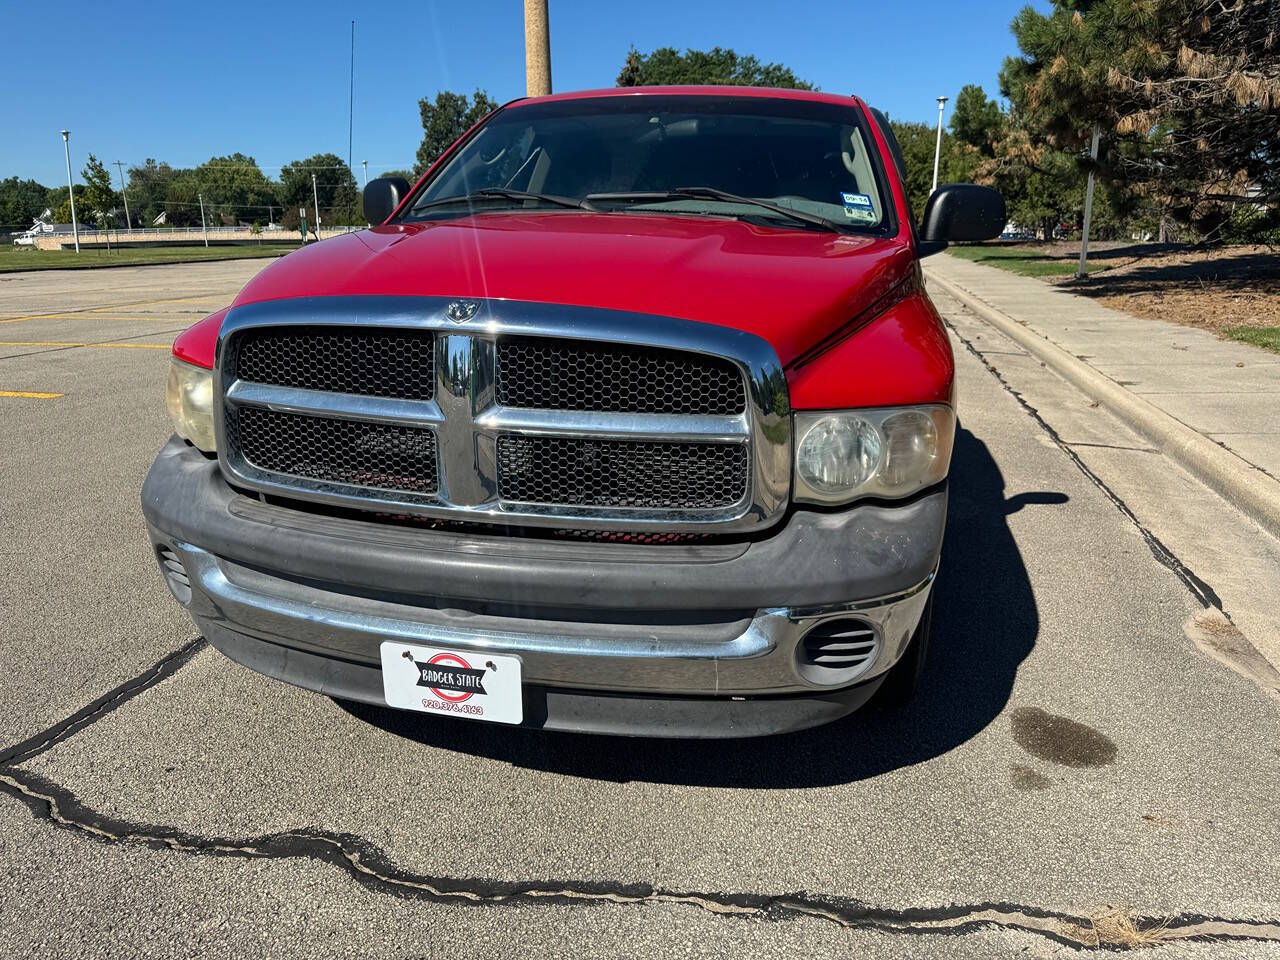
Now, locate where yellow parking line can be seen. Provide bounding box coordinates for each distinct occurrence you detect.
[0,340,171,350]
[0,390,63,399]
[89,294,221,314]
[1,293,221,325]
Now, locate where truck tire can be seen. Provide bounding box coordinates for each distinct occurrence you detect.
[873,589,934,709]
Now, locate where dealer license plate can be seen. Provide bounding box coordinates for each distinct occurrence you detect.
[380,643,523,725]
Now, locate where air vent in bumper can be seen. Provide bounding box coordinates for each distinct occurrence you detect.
[796,618,880,684]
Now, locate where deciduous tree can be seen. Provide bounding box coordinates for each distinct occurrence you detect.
[81,153,119,228]
[280,154,359,226]
[616,46,813,89]
[0,177,52,228]
[190,154,277,225]
[414,90,498,175]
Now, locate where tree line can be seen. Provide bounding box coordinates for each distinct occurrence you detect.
[1,152,365,232]
[7,4,1272,243]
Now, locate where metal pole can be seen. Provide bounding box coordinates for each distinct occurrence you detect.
[1077,127,1101,280]
[60,130,80,253]
[198,193,209,247]
[523,0,552,96]
[361,160,368,188]
[312,173,321,236]
[114,160,131,230]
[348,20,355,175]
[931,96,948,194]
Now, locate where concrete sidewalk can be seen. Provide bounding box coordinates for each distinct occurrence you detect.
[926,252,1280,481]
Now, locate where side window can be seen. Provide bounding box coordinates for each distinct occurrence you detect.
[869,107,907,184]
[869,106,913,230]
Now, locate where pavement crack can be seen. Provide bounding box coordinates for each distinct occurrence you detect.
[946,318,1223,611]
[3,765,1279,949]
[0,599,1277,949]
[0,636,206,767]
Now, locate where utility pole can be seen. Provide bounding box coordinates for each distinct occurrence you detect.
[113,160,131,230]
[523,0,552,96]
[348,20,355,175]
[60,130,80,253]
[361,160,368,188]
[312,172,322,237]
[931,96,948,194]
[1077,127,1101,280]
[198,193,209,247]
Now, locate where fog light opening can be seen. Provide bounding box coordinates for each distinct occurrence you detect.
[796,617,880,685]
[156,545,192,605]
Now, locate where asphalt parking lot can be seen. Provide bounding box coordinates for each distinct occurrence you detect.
[2,260,1279,957]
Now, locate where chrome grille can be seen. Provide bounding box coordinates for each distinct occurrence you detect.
[234,327,435,400]
[495,337,744,414]
[215,297,790,534]
[228,407,439,496]
[497,435,748,509]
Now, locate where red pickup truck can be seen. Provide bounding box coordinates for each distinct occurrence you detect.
[143,86,1004,737]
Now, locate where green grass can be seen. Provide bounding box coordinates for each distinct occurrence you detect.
[946,244,1113,277]
[1225,326,1280,355]
[0,243,294,273]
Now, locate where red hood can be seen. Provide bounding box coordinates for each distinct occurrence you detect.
[233,213,914,367]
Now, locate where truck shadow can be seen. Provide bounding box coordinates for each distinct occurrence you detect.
[340,427,1066,787]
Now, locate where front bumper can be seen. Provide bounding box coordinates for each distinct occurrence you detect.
[143,438,945,737]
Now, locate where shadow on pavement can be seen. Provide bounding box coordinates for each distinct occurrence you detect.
[340,427,1067,787]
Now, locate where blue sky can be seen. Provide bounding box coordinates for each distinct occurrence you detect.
[4,0,1045,186]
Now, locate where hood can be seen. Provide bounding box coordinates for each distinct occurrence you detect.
[233,212,914,366]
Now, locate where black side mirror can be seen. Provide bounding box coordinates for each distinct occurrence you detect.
[918,184,1006,257]
[363,176,411,225]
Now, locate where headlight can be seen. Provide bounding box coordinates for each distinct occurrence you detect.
[165,357,216,452]
[793,405,954,504]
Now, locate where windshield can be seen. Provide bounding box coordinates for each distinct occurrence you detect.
[403,95,891,233]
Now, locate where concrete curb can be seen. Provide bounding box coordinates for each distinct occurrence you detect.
[927,269,1280,541]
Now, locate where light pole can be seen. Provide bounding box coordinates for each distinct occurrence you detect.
[60,130,80,253]
[931,96,948,194]
[348,20,355,175]
[312,172,322,236]
[1077,127,1101,279]
[114,160,131,230]
[523,0,552,96]
[361,160,368,188]
[198,193,209,247]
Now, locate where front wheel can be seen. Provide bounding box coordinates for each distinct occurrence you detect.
[873,589,934,709]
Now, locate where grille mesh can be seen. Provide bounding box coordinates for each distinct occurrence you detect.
[234,328,435,401]
[496,337,744,414]
[497,435,747,509]
[229,407,438,495]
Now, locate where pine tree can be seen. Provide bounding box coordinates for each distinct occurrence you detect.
[1003,0,1279,237]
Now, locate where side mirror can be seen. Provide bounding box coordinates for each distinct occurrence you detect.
[362,176,411,225]
[918,183,1006,257]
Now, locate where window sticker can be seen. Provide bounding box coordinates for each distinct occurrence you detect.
[841,192,877,223]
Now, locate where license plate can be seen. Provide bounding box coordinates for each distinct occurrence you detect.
[380,643,523,725]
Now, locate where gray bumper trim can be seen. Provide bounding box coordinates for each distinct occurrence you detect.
[142,437,946,612]
[201,621,887,739]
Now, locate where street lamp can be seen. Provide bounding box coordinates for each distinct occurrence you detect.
[361,160,368,188]
[312,172,321,236]
[931,96,948,194]
[60,130,80,253]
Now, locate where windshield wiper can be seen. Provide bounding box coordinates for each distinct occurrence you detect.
[412,187,591,213]
[586,187,838,232]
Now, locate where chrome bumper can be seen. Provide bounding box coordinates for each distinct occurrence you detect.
[168,540,934,697]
